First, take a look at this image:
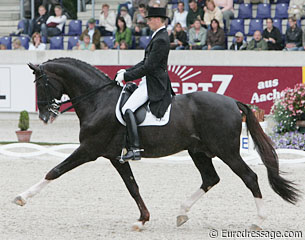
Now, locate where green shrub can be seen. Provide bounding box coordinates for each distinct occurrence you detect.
[18,110,30,131]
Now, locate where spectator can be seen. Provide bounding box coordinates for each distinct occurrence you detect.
[247,30,268,50]
[169,23,188,50]
[188,19,207,49]
[230,31,247,50]
[78,34,96,51]
[12,38,25,50]
[133,0,149,9]
[119,40,129,50]
[99,3,116,36]
[29,32,46,50]
[148,0,168,7]
[119,6,132,29]
[204,0,224,29]
[114,17,132,49]
[168,1,188,32]
[41,5,66,39]
[203,18,226,50]
[24,5,48,37]
[213,0,234,31]
[132,4,149,36]
[187,0,205,29]
[100,41,109,50]
[288,0,305,20]
[262,18,282,50]
[283,17,303,51]
[80,18,101,49]
[0,44,7,50]
[42,0,61,16]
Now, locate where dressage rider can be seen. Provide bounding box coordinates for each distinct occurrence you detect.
[115,7,175,161]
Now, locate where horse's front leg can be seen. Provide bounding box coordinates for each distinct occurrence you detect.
[13,145,96,206]
[110,159,150,231]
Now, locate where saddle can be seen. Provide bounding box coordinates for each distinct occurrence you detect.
[115,83,171,127]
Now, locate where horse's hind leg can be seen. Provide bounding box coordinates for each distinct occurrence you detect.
[13,145,96,206]
[221,153,267,229]
[177,151,220,227]
[110,159,150,231]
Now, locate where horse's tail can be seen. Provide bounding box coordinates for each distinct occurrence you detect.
[236,101,300,204]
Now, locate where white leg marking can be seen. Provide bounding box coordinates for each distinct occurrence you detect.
[179,188,205,216]
[19,178,51,201]
[254,197,267,227]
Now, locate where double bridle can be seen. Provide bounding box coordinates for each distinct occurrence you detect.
[35,65,117,115]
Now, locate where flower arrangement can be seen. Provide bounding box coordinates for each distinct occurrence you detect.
[270,83,305,133]
[241,104,265,122]
[269,131,305,150]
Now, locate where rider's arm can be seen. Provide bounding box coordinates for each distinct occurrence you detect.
[124,38,168,81]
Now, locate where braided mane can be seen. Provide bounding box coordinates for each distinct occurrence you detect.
[42,57,112,81]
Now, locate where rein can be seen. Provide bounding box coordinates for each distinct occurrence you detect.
[36,65,117,115]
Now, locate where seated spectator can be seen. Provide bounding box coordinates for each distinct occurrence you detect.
[42,0,61,16]
[169,23,188,50]
[99,3,116,36]
[80,18,101,49]
[41,5,66,39]
[100,41,109,50]
[29,32,46,50]
[168,1,188,32]
[0,44,7,50]
[187,0,205,29]
[148,0,168,7]
[188,19,207,49]
[230,31,247,50]
[283,16,303,51]
[203,18,226,50]
[119,40,129,50]
[24,5,48,37]
[132,4,149,36]
[78,34,96,51]
[12,38,25,50]
[247,30,268,50]
[114,17,132,49]
[299,31,305,51]
[119,6,132,29]
[213,0,234,31]
[288,0,305,20]
[262,18,282,50]
[204,0,224,29]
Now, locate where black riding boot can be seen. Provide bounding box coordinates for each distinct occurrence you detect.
[120,109,142,161]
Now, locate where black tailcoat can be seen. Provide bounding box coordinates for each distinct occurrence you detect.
[124,27,174,118]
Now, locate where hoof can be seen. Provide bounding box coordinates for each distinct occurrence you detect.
[250,224,262,231]
[132,221,144,232]
[13,196,26,206]
[177,215,189,227]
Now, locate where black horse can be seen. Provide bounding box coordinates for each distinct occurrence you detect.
[14,58,299,230]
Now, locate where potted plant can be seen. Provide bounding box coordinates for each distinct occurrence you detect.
[242,104,265,122]
[16,110,32,142]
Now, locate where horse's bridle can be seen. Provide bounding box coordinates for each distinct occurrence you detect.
[35,65,117,115]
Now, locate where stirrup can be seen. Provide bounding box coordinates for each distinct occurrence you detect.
[118,148,144,164]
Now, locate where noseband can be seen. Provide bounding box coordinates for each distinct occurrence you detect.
[35,65,117,115]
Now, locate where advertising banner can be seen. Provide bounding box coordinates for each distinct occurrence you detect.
[96,65,302,114]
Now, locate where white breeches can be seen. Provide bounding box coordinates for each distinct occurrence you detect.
[122,77,149,114]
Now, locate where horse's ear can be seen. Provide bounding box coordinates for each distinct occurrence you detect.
[28,63,39,73]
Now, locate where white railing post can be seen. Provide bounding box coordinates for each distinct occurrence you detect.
[92,0,95,19]
[20,0,24,19]
[31,0,35,20]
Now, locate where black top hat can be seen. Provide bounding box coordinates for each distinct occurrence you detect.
[145,7,168,19]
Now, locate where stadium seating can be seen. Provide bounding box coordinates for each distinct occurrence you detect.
[139,36,151,49]
[248,19,263,35]
[228,19,245,35]
[103,36,115,49]
[17,19,26,31]
[67,36,79,50]
[273,19,283,34]
[19,36,30,49]
[274,3,289,19]
[256,3,271,19]
[49,36,64,50]
[0,36,12,49]
[67,20,82,36]
[238,4,252,19]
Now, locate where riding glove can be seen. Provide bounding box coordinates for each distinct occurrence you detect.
[115,71,125,86]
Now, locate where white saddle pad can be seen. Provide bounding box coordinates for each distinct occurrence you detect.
[115,90,171,127]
